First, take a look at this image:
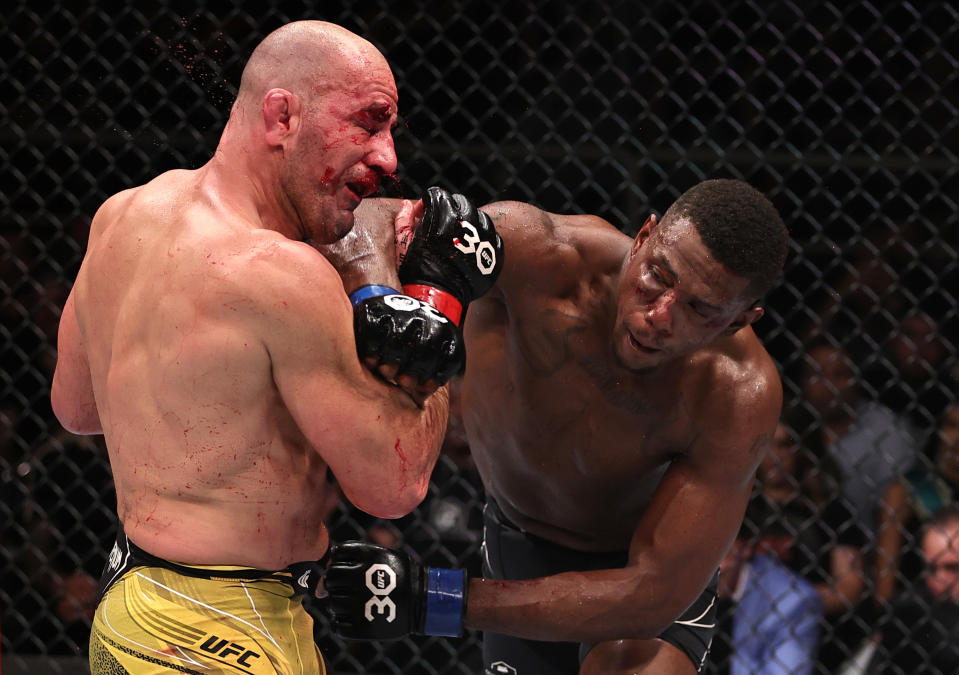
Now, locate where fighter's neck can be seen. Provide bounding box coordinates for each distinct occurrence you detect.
[199,150,306,242]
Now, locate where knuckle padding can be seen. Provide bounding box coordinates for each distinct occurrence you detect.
[450,192,470,214]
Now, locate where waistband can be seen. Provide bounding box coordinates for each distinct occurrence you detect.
[485,495,522,531]
[97,526,327,601]
[485,496,628,556]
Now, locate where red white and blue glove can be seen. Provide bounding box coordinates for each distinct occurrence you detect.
[398,186,503,327]
[323,541,467,640]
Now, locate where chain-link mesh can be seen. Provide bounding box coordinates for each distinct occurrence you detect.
[2,1,958,673]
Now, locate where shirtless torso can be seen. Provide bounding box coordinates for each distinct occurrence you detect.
[328,180,787,675]
[346,192,783,637]
[457,198,784,663]
[50,21,450,574]
[465,202,778,554]
[54,167,447,571]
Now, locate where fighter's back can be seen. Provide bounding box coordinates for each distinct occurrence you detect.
[71,169,332,569]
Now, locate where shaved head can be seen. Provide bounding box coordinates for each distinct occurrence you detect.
[213,20,399,243]
[235,21,390,114]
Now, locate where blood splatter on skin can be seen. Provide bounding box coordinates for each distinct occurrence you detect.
[394,438,409,489]
[319,167,337,186]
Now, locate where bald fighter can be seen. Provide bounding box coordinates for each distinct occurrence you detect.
[51,21,501,674]
[324,179,788,675]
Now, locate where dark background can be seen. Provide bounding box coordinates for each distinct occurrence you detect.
[2,1,957,673]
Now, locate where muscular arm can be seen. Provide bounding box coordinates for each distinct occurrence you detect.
[260,242,449,518]
[465,367,781,642]
[317,198,408,291]
[51,291,102,435]
[478,200,613,300]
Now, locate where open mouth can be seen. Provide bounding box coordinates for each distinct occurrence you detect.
[343,184,363,203]
[347,177,378,200]
[628,332,659,354]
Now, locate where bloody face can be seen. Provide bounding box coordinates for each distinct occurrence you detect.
[612,217,754,373]
[281,56,398,243]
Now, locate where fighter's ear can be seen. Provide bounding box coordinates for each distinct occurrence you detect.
[723,305,764,335]
[630,214,658,256]
[263,88,300,147]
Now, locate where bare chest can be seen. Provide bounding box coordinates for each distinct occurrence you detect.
[465,300,691,527]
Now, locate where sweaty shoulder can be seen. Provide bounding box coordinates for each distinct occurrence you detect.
[685,329,782,460]
[479,200,630,297]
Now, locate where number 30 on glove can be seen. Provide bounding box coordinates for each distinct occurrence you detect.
[323,541,467,640]
[399,186,504,327]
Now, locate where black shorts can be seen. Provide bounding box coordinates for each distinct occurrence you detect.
[481,499,718,675]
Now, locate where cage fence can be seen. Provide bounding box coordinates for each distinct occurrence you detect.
[2,1,958,673]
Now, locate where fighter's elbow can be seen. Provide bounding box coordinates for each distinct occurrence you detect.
[53,405,103,435]
[619,607,673,640]
[50,385,102,435]
[617,584,685,639]
[345,476,430,519]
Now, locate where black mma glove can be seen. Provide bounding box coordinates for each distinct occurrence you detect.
[398,187,504,327]
[324,540,467,640]
[350,285,464,386]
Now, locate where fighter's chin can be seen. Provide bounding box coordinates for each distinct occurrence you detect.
[612,332,663,373]
[333,208,356,236]
[307,209,355,245]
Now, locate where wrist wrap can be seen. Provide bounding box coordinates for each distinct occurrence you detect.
[349,284,400,307]
[422,567,467,637]
[402,284,463,326]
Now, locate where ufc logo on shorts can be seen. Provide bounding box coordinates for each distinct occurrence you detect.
[364,563,398,623]
[454,221,497,275]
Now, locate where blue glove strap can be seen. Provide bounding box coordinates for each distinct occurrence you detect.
[423,567,466,637]
[348,284,399,307]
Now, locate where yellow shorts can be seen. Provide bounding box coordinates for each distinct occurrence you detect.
[89,563,326,674]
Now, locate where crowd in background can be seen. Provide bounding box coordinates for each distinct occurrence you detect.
[2,3,958,672]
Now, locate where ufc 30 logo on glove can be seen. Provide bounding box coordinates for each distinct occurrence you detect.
[325,541,468,640]
[364,563,398,622]
[400,186,504,328]
[452,216,498,276]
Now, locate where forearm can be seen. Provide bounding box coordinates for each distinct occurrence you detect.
[326,529,707,643]
[317,198,406,292]
[462,455,752,643]
[464,567,677,642]
[400,383,450,479]
[339,384,450,518]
